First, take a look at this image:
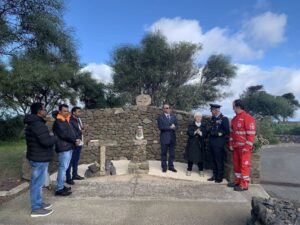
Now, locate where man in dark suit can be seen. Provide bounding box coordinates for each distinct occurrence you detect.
[207,104,230,183]
[66,106,85,185]
[157,103,178,173]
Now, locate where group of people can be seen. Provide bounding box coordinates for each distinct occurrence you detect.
[24,103,84,217]
[156,99,256,191]
[24,99,255,218]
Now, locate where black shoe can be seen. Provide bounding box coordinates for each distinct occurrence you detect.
[73,175,84,180]
[227,182,239,188]
[214,179,223,183]
[162,169,167,173]
[63,186,71,192]
[234,186,248,192]
[55,189,72,196]
[207,177,215,181]
[168,168,177,173]
[66,179,75,185]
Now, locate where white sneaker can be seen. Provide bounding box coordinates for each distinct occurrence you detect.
[42,203,53,210]
[199,171,204,177]
[31,208,53,217]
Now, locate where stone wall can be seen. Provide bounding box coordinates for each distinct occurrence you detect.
[80,106,196,163]
[21,105,261,184]
[79,106,261,184]
[276,135,300,143]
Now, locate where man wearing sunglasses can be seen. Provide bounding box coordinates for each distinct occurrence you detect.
[157,103,178,173]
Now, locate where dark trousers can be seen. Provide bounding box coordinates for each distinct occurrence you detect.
[210,145,225,180]
[161,142,175,170]
[187,161,203,171]
[66,146,82,180]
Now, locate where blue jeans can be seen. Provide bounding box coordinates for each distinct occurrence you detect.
[56,150,73,191]
[29,161,49,211]
[66,146,82,180]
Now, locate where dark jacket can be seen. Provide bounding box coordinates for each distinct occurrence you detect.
[52,114,77,153]
[24,114,57,162]
[184,122,206,163]
[208,113,230,147]
[70,116,82,140]
[157,113,178,145]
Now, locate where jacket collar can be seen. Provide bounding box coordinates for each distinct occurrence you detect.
[56,113,70,123]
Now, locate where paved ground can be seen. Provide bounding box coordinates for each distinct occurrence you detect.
[261,144,300,203]
[0,164,269,225]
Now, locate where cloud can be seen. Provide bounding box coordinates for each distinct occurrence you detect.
[147,12,287,62]
[81,63,113,84]
[243,11,287,48]
[215,65,300,119]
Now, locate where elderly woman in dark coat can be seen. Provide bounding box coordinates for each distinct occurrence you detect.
[184,112,206,176]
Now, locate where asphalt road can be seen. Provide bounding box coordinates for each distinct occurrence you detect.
[261,144,300,203]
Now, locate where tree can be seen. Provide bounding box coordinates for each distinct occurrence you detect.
[281,93,300,121]
[0,0,75,59]
[240,85,299,121]
[72,72,123,109]
[0,0,80,114]
[111,32,236,110]
[0,52,79,114]
[194,54,237,107]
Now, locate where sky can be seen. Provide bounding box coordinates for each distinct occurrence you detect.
[64,0,300,120]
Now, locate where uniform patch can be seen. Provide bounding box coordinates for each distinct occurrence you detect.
[249,123,255,130]
[243,160,249,165]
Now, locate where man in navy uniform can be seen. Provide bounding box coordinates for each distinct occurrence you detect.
[207,104,230,183]
[157,103,178,173]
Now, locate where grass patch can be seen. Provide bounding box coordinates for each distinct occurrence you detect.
[0,140,26,182]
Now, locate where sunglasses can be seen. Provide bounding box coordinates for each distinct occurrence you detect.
[164,107,170,109]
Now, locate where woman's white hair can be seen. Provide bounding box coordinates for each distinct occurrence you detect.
[193,111,202,118]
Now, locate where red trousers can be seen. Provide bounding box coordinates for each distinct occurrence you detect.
[233,147,251,189]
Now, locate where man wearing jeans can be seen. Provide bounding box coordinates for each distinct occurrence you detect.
[66,107,84,185]
[53,104,80,196]
[24,103,57,217]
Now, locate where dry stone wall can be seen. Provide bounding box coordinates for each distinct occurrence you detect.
[80,106,195,163]
[21,105,261,184]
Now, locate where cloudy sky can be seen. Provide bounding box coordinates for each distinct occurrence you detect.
[65,0,300,119]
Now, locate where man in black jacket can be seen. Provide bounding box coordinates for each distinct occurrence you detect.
[207,104,230,183]
[24,103,56,217]
[66,106,84,184]
[52,104,80,196]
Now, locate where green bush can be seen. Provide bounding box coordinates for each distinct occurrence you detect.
[272,123,300,135]
[0,116,24,141]
[256,116,279,145]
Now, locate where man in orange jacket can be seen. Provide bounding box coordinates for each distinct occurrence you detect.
[228,99,256,191]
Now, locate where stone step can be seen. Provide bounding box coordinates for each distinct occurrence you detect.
[46,174,268,203]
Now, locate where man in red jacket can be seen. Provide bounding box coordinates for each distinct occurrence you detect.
[228,99,256,191]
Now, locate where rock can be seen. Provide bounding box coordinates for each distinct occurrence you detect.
[143,118,152,124]
[250,197,298,225]
[136,94,151,106]
[105,160,116,176]
[114,108,125,114]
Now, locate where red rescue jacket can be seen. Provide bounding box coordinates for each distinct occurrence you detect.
[229,111,256,151]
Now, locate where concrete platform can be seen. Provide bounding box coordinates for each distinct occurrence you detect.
[0,161,269,225]
[50,160,226,184]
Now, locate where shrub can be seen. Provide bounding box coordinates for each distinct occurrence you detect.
[272,123,300,135]
[255,116,279,145]
[0,116,24,141]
